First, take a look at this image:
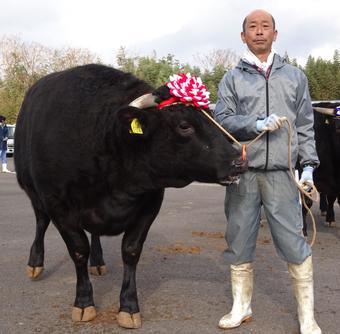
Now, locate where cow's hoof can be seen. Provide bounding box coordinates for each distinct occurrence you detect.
[89,265,108,276]
[72,306,96,322]
[117,311,141,329]
[26,266,44,279]
[324,221,336,227]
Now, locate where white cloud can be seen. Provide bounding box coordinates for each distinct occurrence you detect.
[1,0,339,65]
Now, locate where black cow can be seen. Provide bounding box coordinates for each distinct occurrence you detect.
[312,102,340,227]
[14,64,247,328]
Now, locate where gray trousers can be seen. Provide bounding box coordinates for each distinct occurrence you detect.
[224,169,311,265]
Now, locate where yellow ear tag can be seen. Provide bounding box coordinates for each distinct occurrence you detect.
[129,118,143,135]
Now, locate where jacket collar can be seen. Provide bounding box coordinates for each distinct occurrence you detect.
[236,53,286,74]
[242,48,276,72]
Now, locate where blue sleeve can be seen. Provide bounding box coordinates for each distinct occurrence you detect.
[295,73,319,167]
[213,72,260,141]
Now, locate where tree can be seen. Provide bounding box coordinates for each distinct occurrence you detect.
[0,35,100,122]
[332,50,340,99]
[2,36,339,123]
[49,47,101,73]
[304,52,340,100]
[193,49,240,102]
[200,64,225,103]
[116,46,138,74]
[116,49,201,89]
[194,49,239,72]
[0,36,50,121]
[283,51,300,68]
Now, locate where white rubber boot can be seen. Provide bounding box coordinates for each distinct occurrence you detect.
[2,163,15,173]
[288,256,322,334]
[218,262,253,329]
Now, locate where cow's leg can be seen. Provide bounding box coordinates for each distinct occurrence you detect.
[319,193,327,216]
[325,194,336,227]
[302,197,313,237]
[89,234,107,276]
[27,204,50,279]
[302,206,308,237]
[56,224,96,322]
[118,191,164,329]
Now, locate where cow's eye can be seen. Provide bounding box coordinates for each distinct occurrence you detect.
[179,121,191,130]
[177,121,195,136]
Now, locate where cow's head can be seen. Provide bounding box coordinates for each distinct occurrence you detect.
[313,103,340,134]
[115,74,247,188]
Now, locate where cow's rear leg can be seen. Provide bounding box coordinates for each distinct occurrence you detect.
[319,192,327,216]
[325,194,336,227]
[89,234,107,276]
[56,225,96,322]
[118,190,164,329]
[27,206,50,279]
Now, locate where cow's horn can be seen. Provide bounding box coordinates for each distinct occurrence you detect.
[313,107,335,116]
[129,93,158,109]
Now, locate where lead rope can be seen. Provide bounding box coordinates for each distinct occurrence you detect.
[199,108,318,247]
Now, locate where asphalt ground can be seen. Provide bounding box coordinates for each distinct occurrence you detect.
[0,157,339,334]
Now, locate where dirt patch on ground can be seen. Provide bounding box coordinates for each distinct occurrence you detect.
[91,306,118,325]
[155,243,201,254]
[192,231,224,238]
[257,237,272,245]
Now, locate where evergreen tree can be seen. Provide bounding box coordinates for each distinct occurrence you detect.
[304,52,340,100]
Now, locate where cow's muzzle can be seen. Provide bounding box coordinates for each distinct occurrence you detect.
[219,158,248,186]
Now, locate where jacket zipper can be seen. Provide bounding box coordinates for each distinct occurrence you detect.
[264,65,272,171]
[265,79,269,170]
[250,61,274,170]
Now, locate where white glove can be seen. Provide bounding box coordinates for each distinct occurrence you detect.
[299,166,314,188]
[256,114,287,132]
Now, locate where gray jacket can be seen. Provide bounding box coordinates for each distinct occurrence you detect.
[214,54,319,170]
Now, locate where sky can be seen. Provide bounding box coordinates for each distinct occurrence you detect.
[1,0,339,67]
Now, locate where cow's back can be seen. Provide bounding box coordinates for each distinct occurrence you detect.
[15,64,151,196]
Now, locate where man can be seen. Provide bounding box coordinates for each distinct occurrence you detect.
[214,9,321,334]
[0,115,14,173]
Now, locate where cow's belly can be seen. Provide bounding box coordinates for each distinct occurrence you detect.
[42,186,161,236]
[80,207,135,236]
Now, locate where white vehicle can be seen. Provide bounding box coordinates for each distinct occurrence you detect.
[6,124,15,156]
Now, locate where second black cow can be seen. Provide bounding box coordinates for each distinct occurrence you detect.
[313,101,340,227]
[302,102,340,235]
[15,64,247,328]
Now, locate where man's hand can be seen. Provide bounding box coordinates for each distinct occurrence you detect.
[299,166,314,190]
[256,114,287,132]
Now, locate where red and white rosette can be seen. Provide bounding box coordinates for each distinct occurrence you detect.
[165,73,210,108]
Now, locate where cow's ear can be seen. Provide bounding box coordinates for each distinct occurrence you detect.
[116,106,155,138]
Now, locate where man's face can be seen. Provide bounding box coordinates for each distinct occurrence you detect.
[241,11,277,57]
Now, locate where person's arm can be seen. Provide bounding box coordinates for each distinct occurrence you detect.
[213,72,285,141]
[295,73,319,168]
[213,72,259,141]
[296,73,319,186]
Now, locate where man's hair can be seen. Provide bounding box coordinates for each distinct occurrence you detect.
[242,14,275,32]
[0,116,5,122]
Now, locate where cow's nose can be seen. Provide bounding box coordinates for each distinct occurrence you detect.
[232,158,248,171]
